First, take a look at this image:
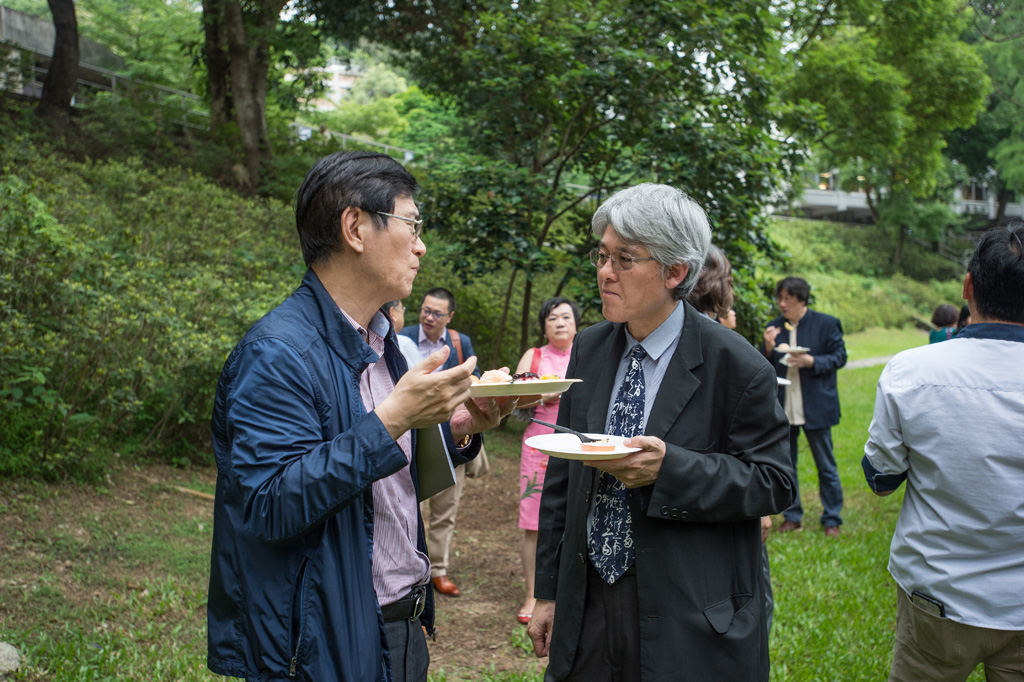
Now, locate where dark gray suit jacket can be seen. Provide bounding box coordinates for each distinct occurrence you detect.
[535,304,795,682]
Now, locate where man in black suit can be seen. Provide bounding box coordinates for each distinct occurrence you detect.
[762,277,847,537]
[527,183,795,682]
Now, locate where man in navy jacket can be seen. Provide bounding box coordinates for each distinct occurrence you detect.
[762,276,847,536]
[207,151,515,682]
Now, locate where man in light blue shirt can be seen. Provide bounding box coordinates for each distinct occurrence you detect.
[863,219,1024,682]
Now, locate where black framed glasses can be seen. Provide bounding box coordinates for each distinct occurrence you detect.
[420,308,451,320]
[589,249,657,271]
[373,211,424,240]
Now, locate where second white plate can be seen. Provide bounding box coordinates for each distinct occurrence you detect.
[525,432,641,460]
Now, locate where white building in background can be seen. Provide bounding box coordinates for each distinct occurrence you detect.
[300,57,363,111]
[775,169,1024,224]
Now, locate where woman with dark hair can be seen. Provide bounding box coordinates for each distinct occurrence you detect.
[929,304,959,343]
[513,295,580,624]
[686,244,734,321]
[956,304,971,335]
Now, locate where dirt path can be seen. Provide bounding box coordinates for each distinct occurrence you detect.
[423,443,548,680]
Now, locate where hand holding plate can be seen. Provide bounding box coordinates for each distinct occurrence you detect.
[583,435,665,488]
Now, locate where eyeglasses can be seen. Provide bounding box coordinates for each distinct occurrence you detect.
[420,308,451,320]
[589,249,657,271]
[373,211,424,240]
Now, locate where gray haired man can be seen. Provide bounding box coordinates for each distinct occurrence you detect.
[528,183,794,682]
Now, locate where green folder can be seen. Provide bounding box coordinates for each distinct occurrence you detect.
[414,425,457,501]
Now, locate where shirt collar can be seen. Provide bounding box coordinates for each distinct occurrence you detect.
[625,301,685,361]
[339,307,390,360]
[955,322,1024,343]
[418,325,447,346]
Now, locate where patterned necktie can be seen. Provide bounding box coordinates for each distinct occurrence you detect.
[588,343,647,583]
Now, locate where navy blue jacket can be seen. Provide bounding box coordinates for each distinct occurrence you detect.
[764,308,847,430]
[207,269,478,682]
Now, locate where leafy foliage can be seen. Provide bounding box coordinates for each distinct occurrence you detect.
[0,137,299,479]
[783,0,991,264]
[76,0,202,91]
[764,219,966,332]
[317,0,798,357]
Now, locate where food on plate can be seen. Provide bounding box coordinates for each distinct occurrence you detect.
[472,369,513,384]
[776,342,791,352]
[580,440,616,453]
[470,369,564,384]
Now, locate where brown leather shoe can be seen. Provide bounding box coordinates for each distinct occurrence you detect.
[777,520,802,533]
[432,575,460,597]
[823,525,841,538]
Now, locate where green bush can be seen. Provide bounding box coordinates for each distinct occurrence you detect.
[762,220,967,333]
[1,141,299,479]
[769,218,966,282]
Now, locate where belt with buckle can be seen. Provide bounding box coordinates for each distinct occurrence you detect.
[381,585,428,623]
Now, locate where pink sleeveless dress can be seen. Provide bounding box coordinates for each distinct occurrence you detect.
[518,343,572,530]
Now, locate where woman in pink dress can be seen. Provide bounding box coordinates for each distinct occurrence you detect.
[514,296,579,623]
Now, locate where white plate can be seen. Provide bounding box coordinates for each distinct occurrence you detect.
[525,432,641,460]
[777,346,809,354]
[469,378,581,398]
[777,377,792,386]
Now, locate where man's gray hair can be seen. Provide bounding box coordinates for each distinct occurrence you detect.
[591,183,712,300]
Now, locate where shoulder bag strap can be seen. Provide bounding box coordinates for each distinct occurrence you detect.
[448,329,464,364]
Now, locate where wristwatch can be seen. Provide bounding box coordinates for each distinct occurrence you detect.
[455,434,471,449]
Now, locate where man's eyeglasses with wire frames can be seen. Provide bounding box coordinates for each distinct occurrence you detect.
[373,211,424,240]
[589,249,657,271]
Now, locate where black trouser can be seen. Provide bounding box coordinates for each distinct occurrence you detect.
[547,563,641,682]
[382,586,430,682]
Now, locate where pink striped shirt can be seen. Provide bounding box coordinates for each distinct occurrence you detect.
[341,308,429,606]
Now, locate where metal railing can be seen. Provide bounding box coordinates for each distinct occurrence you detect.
[24,62,209,129]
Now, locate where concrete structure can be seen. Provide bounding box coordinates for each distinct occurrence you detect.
[1,4,124,98]
[776,170,1024,224]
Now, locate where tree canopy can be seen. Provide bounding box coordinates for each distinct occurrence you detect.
[783,0,990,265]
[312,0,798,355]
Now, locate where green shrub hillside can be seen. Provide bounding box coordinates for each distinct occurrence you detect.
[764,219,967,332]
[1,137,301,479]
[1,128,975,481]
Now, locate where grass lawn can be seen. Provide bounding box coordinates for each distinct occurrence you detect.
[843,326,929,362]
[0,327,986,681]
[769,361,985,682]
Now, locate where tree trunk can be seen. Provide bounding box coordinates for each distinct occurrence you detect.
[201,0,285,192]
[519,276,534,358]
[492,269,519,368]
[995,188,1010,226]
[36,0,79,122]
[223,1,274,191]
[863,186,880,223]
[892,224,906,269]
[202,0,231,128]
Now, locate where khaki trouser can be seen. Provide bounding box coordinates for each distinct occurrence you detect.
[890,589,1024,682]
